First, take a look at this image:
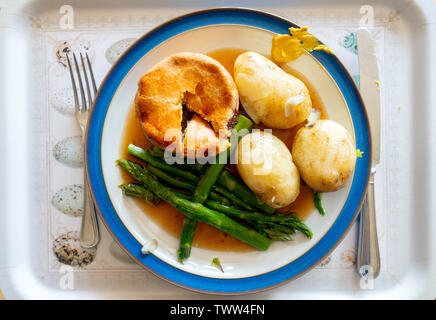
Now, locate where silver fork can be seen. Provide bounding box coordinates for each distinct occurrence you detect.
[66,52,100,249]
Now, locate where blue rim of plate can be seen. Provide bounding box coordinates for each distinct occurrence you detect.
[86,7,371,294]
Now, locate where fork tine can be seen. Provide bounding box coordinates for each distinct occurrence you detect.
[66,53,80,113]
[80,53,93,111]
[85,52,97,95]
[73,53,87,111]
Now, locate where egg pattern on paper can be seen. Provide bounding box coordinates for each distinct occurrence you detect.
[51,184,84,217]
[105,38,137,64]
[53,38,94,69]
[53,136,84,168]
[53,231,96,267]
[50,85,76,115]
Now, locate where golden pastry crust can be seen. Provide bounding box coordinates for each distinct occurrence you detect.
[135,52,239,156]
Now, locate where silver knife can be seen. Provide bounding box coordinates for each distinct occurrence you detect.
[356,28,381,279]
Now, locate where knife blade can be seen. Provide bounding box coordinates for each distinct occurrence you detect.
[357,28,380,165]
[356,28,381,279]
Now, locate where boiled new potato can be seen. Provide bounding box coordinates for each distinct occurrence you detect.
[292,120,356,192]
[234,51,312,129]
[236,131,300,208]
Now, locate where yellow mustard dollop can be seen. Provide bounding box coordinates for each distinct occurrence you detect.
[271,27,333,63]
[271,34,305,62]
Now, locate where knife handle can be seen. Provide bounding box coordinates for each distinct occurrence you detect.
[357,169,381,279]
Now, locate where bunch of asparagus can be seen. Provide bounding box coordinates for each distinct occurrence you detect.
[117,115,313,262]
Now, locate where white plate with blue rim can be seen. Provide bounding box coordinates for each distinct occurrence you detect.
[86,8,370,294]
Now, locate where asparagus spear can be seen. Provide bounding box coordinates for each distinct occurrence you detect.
[127,144,199,182]
[207,191,232,205]
[211,185,253,210]
[127,144,276,214]
[121,184,312,241]
[149,146,204,174]
[205,200,312,240]
[116,159,271,251]
[148,145,166,158]
[119,183,160,206]
[255,220,313,241]
[204,200,295,223]
[127,119,270,260]
[118,185,227,262]
[145,159,253,211]
[313,190,326,216]
[146,163,232,259]
[192,115,253,203]
[178,217,197,262]
[186,163,205,174]
[147,165,196,192]
[217,170,275,214]
[127,143,276,256]
[174,190,231,206]
[147,160,231,261]
[146,165,231,205]
[129,164,197,262]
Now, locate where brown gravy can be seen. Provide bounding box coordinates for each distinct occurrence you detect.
[119,48,327,252]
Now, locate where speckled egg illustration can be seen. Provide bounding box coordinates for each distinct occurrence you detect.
[53,136,83,167]
[53,231,96,267]
[50,85,76,115]
[105,38,137,64]
[55,41,72,67]
[51,184,83,217]
[54,39,94,68]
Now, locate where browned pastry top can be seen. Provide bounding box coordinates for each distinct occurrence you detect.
[135,52,239,157]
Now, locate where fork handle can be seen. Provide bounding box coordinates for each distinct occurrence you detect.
[357,169,380,279]
[80,174,100,248]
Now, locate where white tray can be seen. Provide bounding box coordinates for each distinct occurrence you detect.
[0,0,435,299]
